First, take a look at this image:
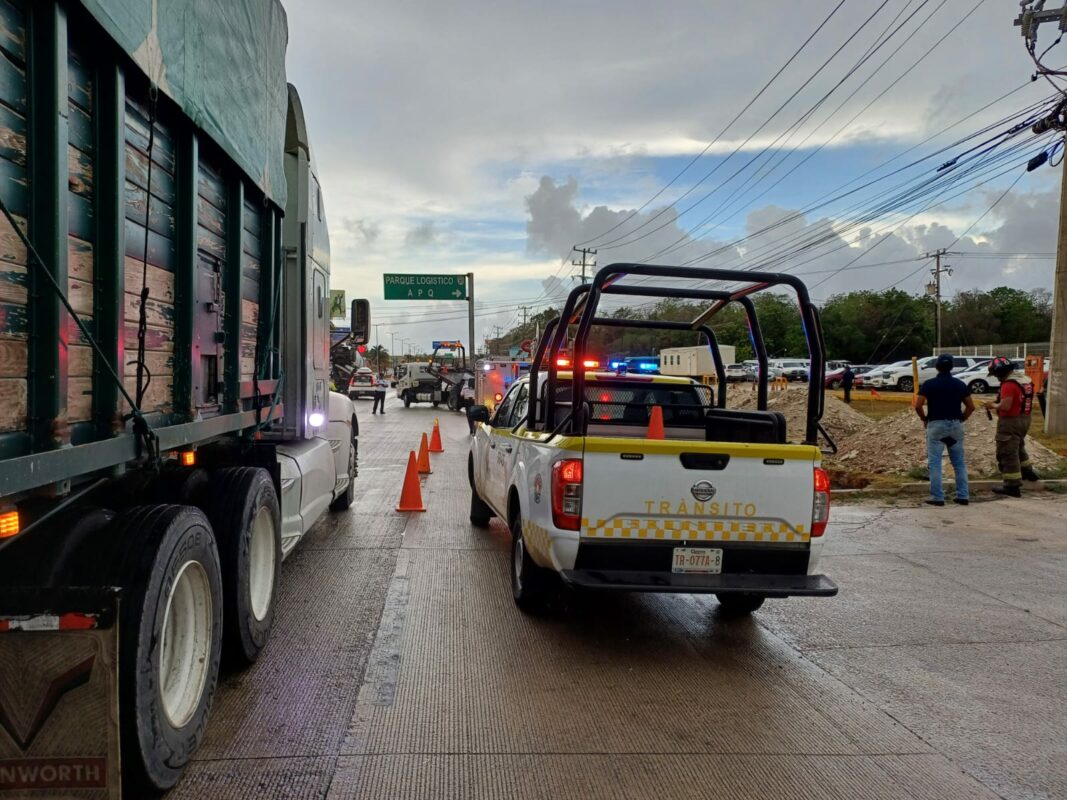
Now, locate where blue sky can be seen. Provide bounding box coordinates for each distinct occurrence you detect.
[284,0,1061,351]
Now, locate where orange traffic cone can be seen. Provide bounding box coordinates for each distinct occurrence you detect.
[396,451,426,512]
[429,418,444,453]
[647,405,665,440]
[417,433,432,474]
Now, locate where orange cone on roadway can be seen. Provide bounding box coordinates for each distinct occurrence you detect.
[429,418,444,453]
[417,433,432,474]
[396,451,426,512]
[647,405,665,440]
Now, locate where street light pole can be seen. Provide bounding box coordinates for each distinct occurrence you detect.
[373,323,384,374]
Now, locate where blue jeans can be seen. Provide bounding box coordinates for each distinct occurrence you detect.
[926,420,969,501]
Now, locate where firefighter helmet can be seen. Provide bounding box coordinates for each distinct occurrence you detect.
[987,356,1013,376]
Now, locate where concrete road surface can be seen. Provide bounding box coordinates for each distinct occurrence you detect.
[172,395,1067,799]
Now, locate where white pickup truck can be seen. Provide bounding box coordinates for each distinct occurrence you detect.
[467,263,838,615]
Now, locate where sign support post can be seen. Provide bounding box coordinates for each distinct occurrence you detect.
[467,272,475,361]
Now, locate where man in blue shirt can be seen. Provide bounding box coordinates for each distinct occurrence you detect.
[914,354,975,506]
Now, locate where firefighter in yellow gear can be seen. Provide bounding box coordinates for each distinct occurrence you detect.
[982,357,1040,497]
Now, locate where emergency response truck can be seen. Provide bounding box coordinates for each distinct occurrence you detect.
[467,264,837,614]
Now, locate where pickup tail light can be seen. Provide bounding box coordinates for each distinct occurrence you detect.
[812,467,831,537]
[551,458,583,531]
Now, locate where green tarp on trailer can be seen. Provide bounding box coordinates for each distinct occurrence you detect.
[79,0,290,207]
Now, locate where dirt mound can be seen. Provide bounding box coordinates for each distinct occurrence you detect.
[833,408,1063,477]
[729,385,875,441]
[724,384,1064,477]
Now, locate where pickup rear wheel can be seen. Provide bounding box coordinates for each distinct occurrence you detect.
[716,593,765,615]
[204,468,282,666]
[510,512,549,613]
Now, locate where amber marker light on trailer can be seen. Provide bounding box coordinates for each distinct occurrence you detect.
[0,510,19,538]
[179,451,196,467]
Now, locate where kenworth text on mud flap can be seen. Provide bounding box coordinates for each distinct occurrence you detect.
[467,264,838,615]
[0,2,364,796]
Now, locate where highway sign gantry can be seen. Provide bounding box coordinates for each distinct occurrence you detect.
[384,274,467,300]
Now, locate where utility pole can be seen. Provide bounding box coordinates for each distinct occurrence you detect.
[1016,3,1067,433]
[572,246,597,285]
[923,249,952,352]
[519,305,530,327]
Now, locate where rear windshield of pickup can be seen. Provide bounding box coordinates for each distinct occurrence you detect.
[545,380,713,426]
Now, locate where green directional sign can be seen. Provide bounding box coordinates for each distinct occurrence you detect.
[383,273,467,300]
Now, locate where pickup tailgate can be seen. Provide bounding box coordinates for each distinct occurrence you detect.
[568,438,836,596]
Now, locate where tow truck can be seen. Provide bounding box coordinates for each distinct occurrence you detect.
[395,342,475,410]
[467,263,838,614]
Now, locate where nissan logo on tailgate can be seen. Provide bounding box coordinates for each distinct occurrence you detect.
[690,481,716,501]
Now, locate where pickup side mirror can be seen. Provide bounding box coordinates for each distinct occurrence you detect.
[468,405,491,425]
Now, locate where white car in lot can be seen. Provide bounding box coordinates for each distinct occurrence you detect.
[873,356,986,393]
[954,359,1021,394]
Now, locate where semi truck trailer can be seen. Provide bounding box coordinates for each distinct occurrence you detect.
[0,1,359,795]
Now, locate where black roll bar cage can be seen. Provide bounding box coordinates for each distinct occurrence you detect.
[524,263,827,445]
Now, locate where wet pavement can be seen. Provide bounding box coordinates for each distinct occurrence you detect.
[173,396,1067,799]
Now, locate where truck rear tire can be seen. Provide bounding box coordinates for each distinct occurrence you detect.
[716,593,765,615]
[403,391,412,408]
[204,468,282,667]
[109,506,223,794]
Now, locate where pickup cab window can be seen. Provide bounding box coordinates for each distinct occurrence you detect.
[492,383,522,427]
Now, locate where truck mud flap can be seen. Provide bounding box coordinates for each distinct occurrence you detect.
[559,570,837,597]
[0,588,120,799]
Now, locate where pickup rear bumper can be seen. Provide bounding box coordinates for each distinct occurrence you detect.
[559,570,837,597]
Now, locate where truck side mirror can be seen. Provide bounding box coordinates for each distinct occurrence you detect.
[468,405,490,425]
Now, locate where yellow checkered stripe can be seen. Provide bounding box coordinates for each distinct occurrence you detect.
[522,519,554,564]
[580,517,808,543]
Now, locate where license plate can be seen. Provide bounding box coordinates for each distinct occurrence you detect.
[671,547,723,574]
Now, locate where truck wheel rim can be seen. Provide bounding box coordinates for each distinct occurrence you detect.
[159,560,213,728]
[249,506,276,622]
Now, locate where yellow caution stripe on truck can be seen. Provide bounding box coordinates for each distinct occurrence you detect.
[581,517,809,543]
[553,437,821,460]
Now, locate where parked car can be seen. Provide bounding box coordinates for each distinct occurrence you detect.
[953,359,1025,394]
[853,364,889,388]
[825,364,876,389]
[725,363,750,382]
[772,359,811,382]
[741,360,782,381]
[349,367,378,400]
[875,355,987,393]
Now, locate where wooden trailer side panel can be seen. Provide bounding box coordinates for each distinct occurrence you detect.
[122,92,176,416]
[0,0,28,434]
[67,46,94,424]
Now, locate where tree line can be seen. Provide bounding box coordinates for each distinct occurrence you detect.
[487,287,1053,364]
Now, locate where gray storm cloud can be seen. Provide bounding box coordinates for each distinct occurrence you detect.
[405,221,439,247]
[524,176,1057,299]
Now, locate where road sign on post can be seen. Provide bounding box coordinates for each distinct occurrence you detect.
[383,274,467,300]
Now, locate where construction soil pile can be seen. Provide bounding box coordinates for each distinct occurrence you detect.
[727,385,1064,478]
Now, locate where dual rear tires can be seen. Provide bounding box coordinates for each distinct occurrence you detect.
[100,468,281,794]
